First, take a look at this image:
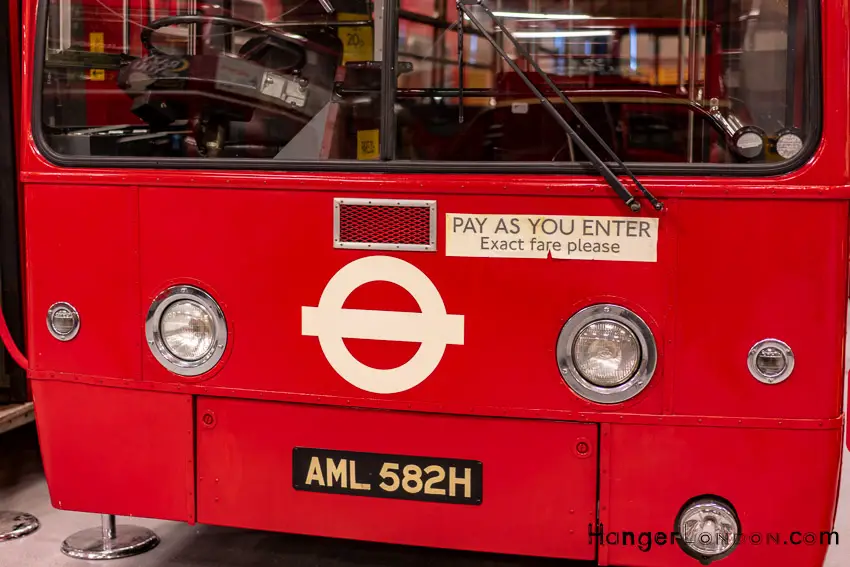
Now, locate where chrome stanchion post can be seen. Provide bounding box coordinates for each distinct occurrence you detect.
[0,511,39,541]
[61,514,159,560]
[102,514,115,542]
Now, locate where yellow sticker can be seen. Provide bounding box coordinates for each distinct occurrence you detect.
[89,32,105,52]
[337,12,373,64]
[446,213,659,262]
[356,129,380,160]
[89,32,105,81]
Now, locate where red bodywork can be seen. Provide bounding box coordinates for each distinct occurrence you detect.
[17,0,850,565]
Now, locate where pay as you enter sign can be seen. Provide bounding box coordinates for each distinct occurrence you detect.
[446,213,659,262]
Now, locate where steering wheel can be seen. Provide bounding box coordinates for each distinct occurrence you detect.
[142,15,306,69]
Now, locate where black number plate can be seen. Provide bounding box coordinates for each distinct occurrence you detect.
[292,448,483,505]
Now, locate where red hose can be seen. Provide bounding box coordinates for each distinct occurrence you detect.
[0,303,27,369]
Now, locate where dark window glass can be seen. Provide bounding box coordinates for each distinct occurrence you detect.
[391,0,815,165]
[38,0,816,166]
[41,0,380,159]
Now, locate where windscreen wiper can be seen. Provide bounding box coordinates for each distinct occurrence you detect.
[457,0,663,212]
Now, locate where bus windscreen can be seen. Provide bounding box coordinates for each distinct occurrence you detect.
[36,0,817,167]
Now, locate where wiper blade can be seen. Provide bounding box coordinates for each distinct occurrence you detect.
[457,0,663,212]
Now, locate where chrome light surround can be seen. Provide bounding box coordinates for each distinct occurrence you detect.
[145,285,227,376]
[747,338,794,384]
[556,303,657,404]
[46,302,80,341]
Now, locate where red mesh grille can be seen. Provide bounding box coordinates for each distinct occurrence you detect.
[338,203,432,246]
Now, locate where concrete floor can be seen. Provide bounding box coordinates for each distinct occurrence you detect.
[0,420,848,567]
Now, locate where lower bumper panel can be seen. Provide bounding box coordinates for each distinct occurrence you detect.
[31,382,842,567]
[196,397,599,560]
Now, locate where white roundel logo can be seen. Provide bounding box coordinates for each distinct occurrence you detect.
[301,256,464,394]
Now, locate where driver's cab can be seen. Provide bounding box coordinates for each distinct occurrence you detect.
[43,0,355,158]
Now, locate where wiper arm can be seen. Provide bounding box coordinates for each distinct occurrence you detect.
[457,0,663,212]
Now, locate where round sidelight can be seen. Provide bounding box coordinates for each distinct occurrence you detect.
[732,126,765,160]
[675,496,740,564]
[775,128,804,160]
[556,304,657,404]
[747,338,794,384]
[47,302,80,341]
[146,286,227,376]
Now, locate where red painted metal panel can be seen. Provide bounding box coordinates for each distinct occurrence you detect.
[603,423,842,567]
[137,188,845,423]
[140,186,671,416]
[31,381,195,522]
[196,398,598,559]
[24,183,141,378]
[672,199,848,419]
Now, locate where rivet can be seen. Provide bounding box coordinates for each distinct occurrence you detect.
[201,411,216,428]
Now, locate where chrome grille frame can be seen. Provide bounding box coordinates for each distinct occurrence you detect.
[333,198,437,252]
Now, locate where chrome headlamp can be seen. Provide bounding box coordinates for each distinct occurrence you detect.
[146,285,227,376]
[556,304,657,404]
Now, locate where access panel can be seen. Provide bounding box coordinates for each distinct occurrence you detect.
[197,398,598,559]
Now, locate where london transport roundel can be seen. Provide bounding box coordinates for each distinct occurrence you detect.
[301,256,465,394]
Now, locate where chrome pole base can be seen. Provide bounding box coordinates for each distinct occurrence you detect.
[61,515,159,560]
[0,511,40,541]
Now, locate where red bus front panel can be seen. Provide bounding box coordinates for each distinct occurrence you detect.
[31,380,195,522]
[132,185,847,422]
[137,186,673,414]
[602,423,842,567]
[25,183,142,379]
[196,397,599,560]
[672,199,848,419]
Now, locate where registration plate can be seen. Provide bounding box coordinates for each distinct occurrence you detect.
[292,448,483,505]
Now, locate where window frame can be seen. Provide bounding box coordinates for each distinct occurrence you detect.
[30,0,823,177]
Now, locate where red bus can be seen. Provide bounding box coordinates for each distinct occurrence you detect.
[2,0,847,564]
